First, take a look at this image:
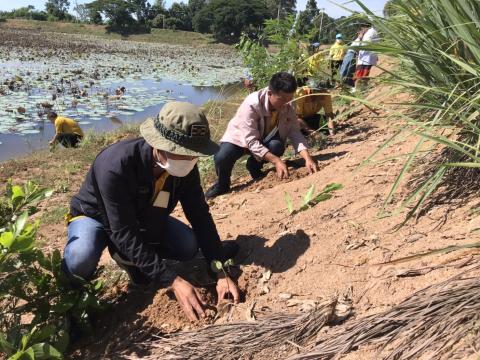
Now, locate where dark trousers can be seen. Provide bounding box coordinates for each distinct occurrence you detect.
[214,135,285,190]
[330,60,343,79]
[57,133,82,148]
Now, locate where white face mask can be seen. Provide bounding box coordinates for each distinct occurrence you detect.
[156,152,198,177]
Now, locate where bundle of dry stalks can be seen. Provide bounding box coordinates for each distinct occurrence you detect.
[124,298,348,360]
[290,266,480,360]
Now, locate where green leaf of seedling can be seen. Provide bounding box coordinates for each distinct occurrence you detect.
[0,231,15,249]
[30,325,56,344]
[8,347,35,360]
[26,189,54,208]
[94,280,103,291]
[52,293,77,314]
[302,185,316,207]
[11,186,25,206]
[0,332,15,356]
[284,192,295,215]
[321,183,343,194]
[21,333,31,351]
[11,222,37,253]
[29,343,63,359]
[210,260,223,273]
[54,330,69,354]
[14,212,28,237]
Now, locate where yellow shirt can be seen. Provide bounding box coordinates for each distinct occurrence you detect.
[264,110,279,136]
[151,171,170,203]
[307,51,327,78]
[295,87,333,118]
[329,41,347,61]
[54,116,84,136]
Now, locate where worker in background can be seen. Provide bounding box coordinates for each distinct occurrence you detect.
[354,24,380,91]
[205,72,318,199]
[329,34,347,84]
[295,80,335,136]
[48,111,84,148]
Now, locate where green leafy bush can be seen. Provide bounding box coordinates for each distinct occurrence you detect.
[236,15,309,88]
[0,182,105,359]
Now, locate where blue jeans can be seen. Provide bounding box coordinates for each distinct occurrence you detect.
[214,135,285,190]
[63,216,198,280]
[340,50,357,87]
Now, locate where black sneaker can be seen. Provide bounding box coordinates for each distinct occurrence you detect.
[205,183,229,199]
[111,252,151,286]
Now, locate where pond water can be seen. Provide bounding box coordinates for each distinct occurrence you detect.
[0,78,232,163]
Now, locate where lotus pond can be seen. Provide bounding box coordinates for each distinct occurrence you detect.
[0,28,244,162]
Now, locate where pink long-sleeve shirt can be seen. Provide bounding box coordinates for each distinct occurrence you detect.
[220,87,308,160]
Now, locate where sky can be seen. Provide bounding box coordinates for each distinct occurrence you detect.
[0,0,387,18]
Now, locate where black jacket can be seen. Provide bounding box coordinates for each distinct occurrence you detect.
[70,138,225,280]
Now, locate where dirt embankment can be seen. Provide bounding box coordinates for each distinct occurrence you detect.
[2,85,480,359]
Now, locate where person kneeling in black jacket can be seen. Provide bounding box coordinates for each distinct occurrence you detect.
[62,101,239,321]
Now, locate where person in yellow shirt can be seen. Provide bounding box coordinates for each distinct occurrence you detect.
[329,34,347,83]
[307,49,327,80]
[48,112,84,147]
[295,81,335,136]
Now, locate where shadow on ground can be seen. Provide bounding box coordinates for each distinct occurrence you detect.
[235,230,310,273]
[71,284,160,360]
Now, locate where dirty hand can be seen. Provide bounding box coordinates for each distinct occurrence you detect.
[171,276,206,321]
[216,276,240,304]
[305,158,318,174]
[274,159,289,179]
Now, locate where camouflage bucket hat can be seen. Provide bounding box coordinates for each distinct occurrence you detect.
[140,101,219,157]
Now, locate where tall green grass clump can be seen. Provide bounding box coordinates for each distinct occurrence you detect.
[359,0,480,220]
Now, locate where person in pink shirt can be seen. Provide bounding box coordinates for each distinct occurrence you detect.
[205,72,318,199]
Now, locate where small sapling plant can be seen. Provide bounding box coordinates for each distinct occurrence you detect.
[284,183,343,215]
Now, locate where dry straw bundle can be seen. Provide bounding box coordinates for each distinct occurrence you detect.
[122,267,480,360]
[291,265,480,360]
[124,298,349,360]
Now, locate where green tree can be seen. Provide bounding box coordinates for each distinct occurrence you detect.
[73,3,90,22]
[188,0,206,20]
[150,0,167,18]
[3,6,48,21]
[129,0,150,24]
[194,0,268,43]
[88,0,143,34]
[166,2,192,30]
[264,0,296,19]
[45,0,71,20]
[311,10,335,44]
[297,0,319,35]
[237,15,308,86]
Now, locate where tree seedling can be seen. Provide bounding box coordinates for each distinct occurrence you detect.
[284,183,343,215]
[210,259,235,305]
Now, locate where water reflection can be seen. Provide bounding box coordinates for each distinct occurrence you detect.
[0,78,231,162]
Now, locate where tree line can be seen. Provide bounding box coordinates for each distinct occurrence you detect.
[0,0,373,44]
